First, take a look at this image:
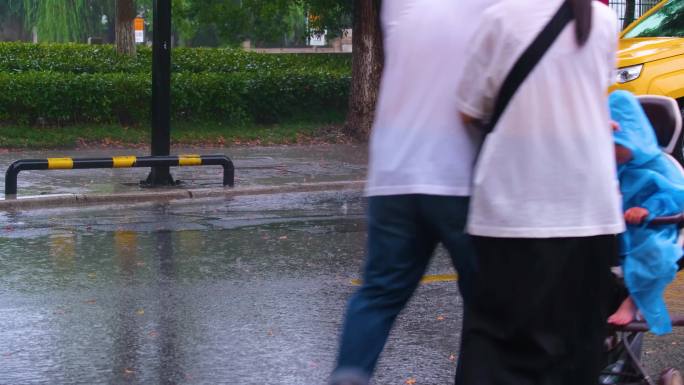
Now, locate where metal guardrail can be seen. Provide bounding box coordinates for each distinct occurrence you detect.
[4,154,234,197]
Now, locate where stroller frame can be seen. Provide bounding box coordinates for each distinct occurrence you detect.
[600,317,684,385]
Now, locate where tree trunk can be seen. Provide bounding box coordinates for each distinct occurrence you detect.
[116,0,136,56]
[0,16,31,42]
[344,0,383,141]
[624,0,636,29]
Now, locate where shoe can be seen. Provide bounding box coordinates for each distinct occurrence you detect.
[329,368,369,385]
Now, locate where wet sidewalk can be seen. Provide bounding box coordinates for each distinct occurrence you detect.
[0,144,368,198]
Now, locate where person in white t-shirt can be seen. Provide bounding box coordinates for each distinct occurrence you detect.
[329,1,496,385]
[456,0,623,383]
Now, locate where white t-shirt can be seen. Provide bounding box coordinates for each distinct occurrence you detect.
[365,0,496,197]
[457,0,625,238]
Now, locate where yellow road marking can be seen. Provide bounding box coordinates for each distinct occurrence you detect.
[350,273,458,286]
[179,155,202,166]
[421,273,459,284]
[47,158,74,170]
[113,156,136,168]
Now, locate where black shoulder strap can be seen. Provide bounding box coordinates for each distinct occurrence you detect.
[484,1,574,134]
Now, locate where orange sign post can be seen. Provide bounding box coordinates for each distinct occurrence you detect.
[134,18,144,43]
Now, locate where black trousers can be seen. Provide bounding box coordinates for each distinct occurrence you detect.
[457,235,617,385]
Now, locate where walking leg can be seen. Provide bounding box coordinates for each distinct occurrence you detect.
[331,195,438,384]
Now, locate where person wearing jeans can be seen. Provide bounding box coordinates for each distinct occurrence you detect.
[332,195,474,384]
[329,1,497,384]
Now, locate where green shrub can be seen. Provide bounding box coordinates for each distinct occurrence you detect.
[0,70,350,125]
[0,43,351,126]
[0,42,352,74]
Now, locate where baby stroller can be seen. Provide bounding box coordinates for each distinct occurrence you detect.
[599,95,684,385]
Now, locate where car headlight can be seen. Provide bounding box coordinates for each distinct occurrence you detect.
[616,64,644,84]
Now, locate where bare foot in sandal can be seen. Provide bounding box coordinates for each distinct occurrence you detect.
[608,297,637,325]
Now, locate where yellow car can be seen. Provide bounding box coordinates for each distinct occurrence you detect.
[614,0,684,106]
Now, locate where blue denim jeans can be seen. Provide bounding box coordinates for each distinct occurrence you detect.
[331,194,474,385]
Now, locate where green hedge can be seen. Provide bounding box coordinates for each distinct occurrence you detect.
[0,70,350,125]
[0,43,352,74]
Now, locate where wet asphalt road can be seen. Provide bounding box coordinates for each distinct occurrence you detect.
[1,189,683,385]
[0,144,682,384]
[0,190,468,385]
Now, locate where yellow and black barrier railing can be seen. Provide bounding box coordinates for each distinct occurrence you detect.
[5,154,234,196]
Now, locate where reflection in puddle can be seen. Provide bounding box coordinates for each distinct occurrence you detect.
[114,230,138,274]
[49,232,76,269]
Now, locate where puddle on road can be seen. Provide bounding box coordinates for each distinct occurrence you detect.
[0,190,380,385]
[0,190,465,385]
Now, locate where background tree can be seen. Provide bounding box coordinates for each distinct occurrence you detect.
[11,0,112,42]
[304,0,381,140]
[0,0,30,40]
[172,0,307,47]
[115,0,135,55]
[344,0,381,140]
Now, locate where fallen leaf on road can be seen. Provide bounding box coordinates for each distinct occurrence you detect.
[148,330,159,338]
[449,354,456,362]
[267,329,274,336]
[123,368,134,375]
[84,299,97,305]
[278,236,288,240]
[405,378,417,385]
[136,309,145,316]
[436,315,445,321]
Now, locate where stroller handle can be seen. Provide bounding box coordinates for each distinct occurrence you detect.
[649,214,684,225]
[617,315,684,332]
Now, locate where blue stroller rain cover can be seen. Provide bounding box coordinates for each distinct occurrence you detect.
[610,90,684,335]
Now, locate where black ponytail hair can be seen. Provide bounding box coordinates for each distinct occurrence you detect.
[570,0,593,46]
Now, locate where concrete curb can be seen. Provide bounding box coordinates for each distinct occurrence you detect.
[0,180,365,211]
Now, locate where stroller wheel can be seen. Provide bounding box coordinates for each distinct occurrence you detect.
[660,368,683,385]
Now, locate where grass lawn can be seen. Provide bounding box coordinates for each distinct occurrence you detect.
[0,120,347,149]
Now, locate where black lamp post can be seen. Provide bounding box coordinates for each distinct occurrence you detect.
[146,0,174,186]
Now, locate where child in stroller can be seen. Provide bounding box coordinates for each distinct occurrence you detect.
[608,90,684,335]
[600,91,684,385]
